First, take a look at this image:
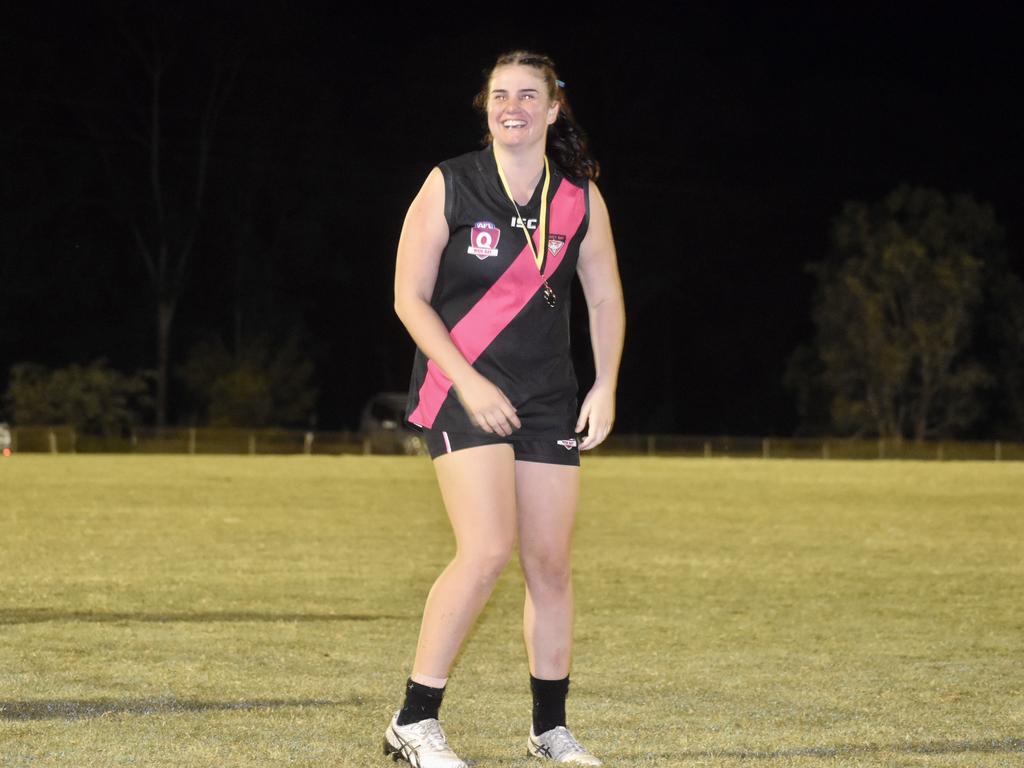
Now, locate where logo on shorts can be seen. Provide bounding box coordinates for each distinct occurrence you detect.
[469,221,500,259]
[548,234,566,257]
[556,438,577,450]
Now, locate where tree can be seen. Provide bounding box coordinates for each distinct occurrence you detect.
[176,330,317,428]
[984,273,1024,437]
[82,4,238,427]
[4,360,152,435]
[791,185,1002,442]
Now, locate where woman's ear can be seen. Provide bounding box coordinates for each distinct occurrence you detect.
[548,100,560,125]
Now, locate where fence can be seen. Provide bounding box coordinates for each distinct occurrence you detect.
[4,426,1024,461]
[4,426,363,456]
[592,433,1024,461]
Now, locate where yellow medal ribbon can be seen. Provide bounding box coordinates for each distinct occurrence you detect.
[494,152,552,280]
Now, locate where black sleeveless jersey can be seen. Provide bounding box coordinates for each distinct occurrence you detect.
[404,144,591,439]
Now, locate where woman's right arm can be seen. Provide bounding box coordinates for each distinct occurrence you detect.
[394,167,522,436]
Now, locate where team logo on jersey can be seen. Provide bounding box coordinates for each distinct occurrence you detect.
[548,234,566,257]
[556,438,578,450]
[469,221,500,259]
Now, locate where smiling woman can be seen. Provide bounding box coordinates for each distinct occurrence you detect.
[385,49,625,768]
[473,51,600,187]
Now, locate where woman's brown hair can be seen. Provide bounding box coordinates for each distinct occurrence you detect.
[473,50,600,181]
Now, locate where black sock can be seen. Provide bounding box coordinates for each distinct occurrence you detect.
[396,677,445,725]
[530,674,569,735]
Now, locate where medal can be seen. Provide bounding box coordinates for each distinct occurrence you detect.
[494,150,556,308]
[543,280,556,308]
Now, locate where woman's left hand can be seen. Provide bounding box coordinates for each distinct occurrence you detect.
[575,380,616,451]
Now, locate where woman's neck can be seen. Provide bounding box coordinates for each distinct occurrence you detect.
[493,142,546,202]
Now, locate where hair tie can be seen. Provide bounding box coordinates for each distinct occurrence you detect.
[555,79,565,88]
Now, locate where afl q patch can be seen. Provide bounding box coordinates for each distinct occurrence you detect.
[469,221,501,260]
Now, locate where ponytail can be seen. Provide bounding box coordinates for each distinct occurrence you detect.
[547,89,600,181]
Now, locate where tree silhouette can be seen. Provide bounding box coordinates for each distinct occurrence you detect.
[5,359,151,436]
[83,4,237,427]
[793,185,1002,442]
[176,331,317,428]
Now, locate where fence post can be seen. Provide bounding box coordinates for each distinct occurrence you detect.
[762,438,770,459]
[995,441,1002,461]
[48,429,58,454]
[304,431,314,455]
[188,428,196,455]
[703,441,712,458]
[248,434,256,456]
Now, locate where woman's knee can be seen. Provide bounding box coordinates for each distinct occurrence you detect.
[454,541,516,585]
[520,549,572,593]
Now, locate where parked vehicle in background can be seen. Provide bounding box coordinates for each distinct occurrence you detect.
[359,392,425,455]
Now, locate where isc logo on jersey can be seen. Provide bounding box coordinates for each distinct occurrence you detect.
[469,222,500,260]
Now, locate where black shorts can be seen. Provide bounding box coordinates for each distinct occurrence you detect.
[423,429,581,467]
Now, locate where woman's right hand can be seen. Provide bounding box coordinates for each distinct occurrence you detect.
[452,372,522,436]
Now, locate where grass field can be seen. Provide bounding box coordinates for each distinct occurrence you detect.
[1,455,1022,767]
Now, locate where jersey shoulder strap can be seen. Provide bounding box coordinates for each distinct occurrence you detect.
[437,149,484,230]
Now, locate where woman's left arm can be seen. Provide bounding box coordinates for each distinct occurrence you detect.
[574,180,626,451]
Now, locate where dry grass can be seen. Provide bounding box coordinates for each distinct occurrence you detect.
[1,455,1022,767]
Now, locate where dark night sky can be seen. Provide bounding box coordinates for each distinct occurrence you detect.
[3,3,1022,435]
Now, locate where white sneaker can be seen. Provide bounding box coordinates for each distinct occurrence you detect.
[527,725,602,765]
[383,710,468,768]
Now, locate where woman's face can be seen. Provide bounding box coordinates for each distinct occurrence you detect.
[486,64,560,151]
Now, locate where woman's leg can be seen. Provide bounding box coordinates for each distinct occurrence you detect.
[409,442,518,684]
[515,460,581,679]
[517,460,604,763]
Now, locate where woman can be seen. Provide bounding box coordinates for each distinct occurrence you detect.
[385,50,625,768]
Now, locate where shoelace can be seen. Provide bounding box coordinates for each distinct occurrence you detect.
[546,726,588,756]
[411,718,452,752]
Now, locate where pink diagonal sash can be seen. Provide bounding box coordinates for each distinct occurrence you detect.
[409,178,587,428]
